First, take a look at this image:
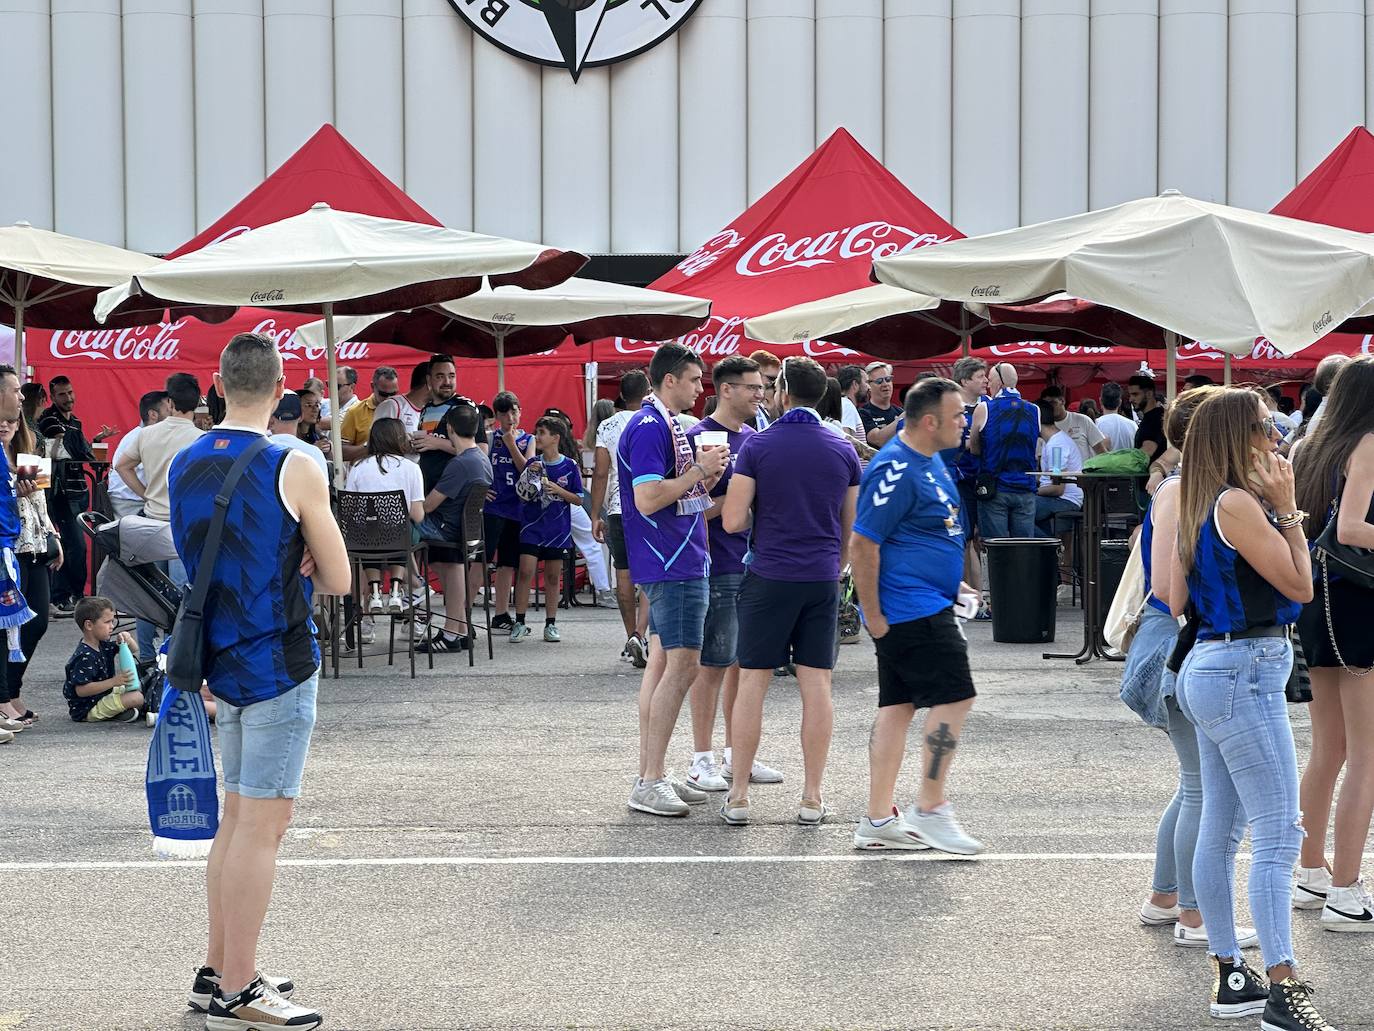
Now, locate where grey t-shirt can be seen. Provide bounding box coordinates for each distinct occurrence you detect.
[432,445,493,532]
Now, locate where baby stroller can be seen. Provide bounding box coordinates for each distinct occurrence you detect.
[78,512,179,714]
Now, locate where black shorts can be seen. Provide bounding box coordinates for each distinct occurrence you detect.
[520,544,569,562]
[736,573,838,671]
[484,514,521,568]
[876,608,977,709]
[606,513,629,570]
[956,479,979,541]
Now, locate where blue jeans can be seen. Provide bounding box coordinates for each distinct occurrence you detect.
[1153,695,1203,911]
[1177,636,1301,966]
[700,572,744,668]
[978,490,1036,539]
[1034,495,1080,538]
[644,576,710,652]
[217,671,320,800]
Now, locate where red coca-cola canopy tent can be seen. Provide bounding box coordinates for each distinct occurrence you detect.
[27,125,591,439]
[573,127,962,369]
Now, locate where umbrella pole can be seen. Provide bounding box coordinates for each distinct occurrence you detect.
[1165,331,1179,405]
[13,296,24,384]
[1223,353,1232,386]
[496,332,506,393]
[960,334,970,358]
[324,302,343,489]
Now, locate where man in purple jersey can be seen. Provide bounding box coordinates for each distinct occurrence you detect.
[720,357,861,827]
[617,343,729,818]
[683,356,784,794]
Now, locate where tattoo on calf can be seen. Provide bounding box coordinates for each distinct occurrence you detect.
[926,722,958,780]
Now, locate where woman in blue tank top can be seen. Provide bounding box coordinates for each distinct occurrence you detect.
[1169,388,1332,1029]
[1118,387,1219,942]
[1292,354,1374,930]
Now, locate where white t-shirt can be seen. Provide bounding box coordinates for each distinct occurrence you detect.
[594,409,634,517]
[319,393,359,422]
[374,395,424,462]
[107,424,144,501]
[1056,411,1105,463]
[1040,430,1084,507]
[269,433,329,476]
[1096,411,1137,452]
[344,453,425,510]
[840,397,864,434]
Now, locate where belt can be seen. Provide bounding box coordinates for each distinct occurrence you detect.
[1201,625,1288,643]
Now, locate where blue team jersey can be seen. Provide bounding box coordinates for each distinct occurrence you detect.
[937,399,983,483]
[1140,473,1178,614]
[853,439,965,624]
[1187,489,1303,639]
[520,455,583,549]
[487,428,533,520]
[980,389,1039,493]
[169,427,319,707]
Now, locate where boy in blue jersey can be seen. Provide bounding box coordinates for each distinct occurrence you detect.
[484,391,535,632]
[618,342,729,818]
[170,333,351,1031]
[850,377,985,856]
[510,416,583,643]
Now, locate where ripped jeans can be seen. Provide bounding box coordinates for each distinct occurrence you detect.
[1177,636,1302,969]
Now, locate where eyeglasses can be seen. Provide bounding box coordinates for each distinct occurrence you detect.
[764,377,778,390]
[871,375,894,385]
[721,380,765,394]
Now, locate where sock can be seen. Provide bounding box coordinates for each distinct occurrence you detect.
[515,614,526,625]
[369,581,381,594]
[723,747,733,764]
[545,617,556,626]
[869,815,895,827]
[693,750,714,764]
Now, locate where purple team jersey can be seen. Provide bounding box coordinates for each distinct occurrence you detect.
[616,405,709,584]
[734,416,862,582]
[520,455,582,549]
[687,416,754,576]
[487,428,532,520]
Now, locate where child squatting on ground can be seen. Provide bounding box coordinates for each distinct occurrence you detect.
[63,596,144,723]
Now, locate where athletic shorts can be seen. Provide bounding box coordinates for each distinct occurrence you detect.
[605,513,629,570]
[520,544,569,561]
[217,671,319,800]
[736,573,839,671]
[700,572,745,668]
[645,576,709,652]
[484,514,522,568]
[875,609,977,709]
[956,479,979,541]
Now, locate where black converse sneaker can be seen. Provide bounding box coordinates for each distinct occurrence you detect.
[1262,977,1340,1031]
[1211,956,1268,1019]
[189,966,296,1013]
[206,973,320,1030]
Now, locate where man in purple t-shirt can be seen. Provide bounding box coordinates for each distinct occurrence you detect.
[683,356,785,795]
[720,356,861,827]
[616,343,729,818]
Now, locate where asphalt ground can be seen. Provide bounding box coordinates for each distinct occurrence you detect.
[4,599,1372,1030]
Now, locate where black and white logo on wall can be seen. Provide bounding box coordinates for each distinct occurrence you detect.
[452,0,702,81]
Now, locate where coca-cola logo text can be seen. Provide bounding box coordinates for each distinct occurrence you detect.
[676,230,743,278]
[1313,311,1333,334]
[250,289,286,304]
[49,321,187,363]
[612,315,858,361]
[736,222,951,279]
[971,285,1001,298]
[252,319,374,362]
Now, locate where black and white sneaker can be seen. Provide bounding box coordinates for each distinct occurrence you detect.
[1294,866,1332,911]
[491,612,514,634]
[1321,879,1374,932]
[205,974,318,1030]
[189,966,295,1012]
[626,634,647,669]
[1211,956,1268,1019]
[1261,977,1339,1031]
[416,630,470,654]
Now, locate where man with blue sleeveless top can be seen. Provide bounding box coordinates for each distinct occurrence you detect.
[618,342,729,818]
[851,378,985,855]
[970,361,1040,540]
[170,333,350,1031]
[941,357,990,618]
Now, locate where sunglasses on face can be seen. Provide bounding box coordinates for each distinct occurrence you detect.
[1256,416,1279,437]
[871,375,894,386]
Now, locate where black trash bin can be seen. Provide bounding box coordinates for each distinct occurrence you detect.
[1099,540,1132,615]
[985,538,1059,644]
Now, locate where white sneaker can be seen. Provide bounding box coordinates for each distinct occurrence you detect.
[854,808,932,851]
[667,775,708,805]
[627,777,689,817]
[721,758,784,785]
[798,798,831,826]
[1173,922,1259,949]
[1321,878,1374,931]
[905,802,985,855]
[368,589,384,614]
[358,620,375,645]
[206,974,319,1031]
[686,754,728,792]
[1294,865,1333,911]
[1140,899,1182,926]
[387,588,405,615]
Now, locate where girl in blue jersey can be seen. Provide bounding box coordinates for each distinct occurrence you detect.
[510,416,583,644]
[1167,388,1333,1030]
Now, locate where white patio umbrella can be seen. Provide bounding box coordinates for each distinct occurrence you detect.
[295,277,713,390]
[95,203,587,483]
[873,190,1374,399]
[0,221,181,378]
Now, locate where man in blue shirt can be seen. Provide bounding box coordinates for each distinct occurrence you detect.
[970,361,1040,540]
[618,342,728,818]
[850,377,985,856]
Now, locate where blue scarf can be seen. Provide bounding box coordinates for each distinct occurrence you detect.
[146,682,219,858]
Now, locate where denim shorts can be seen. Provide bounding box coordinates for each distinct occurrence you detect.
[700,572,745,668]
[217,671,319,800]
[645,576,710,652]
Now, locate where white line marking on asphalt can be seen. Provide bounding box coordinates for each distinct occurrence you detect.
[1,851,1163,872]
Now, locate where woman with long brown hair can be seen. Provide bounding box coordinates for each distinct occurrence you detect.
[1292,354,1374,928]
[1167,388,1333,1029]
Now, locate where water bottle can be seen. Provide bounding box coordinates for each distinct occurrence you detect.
[117,640,141,696]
